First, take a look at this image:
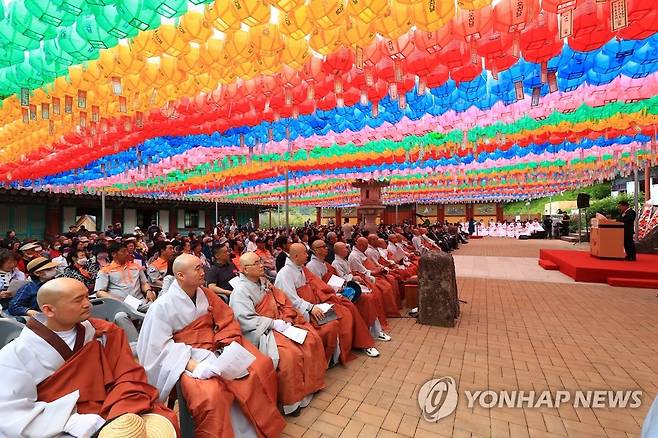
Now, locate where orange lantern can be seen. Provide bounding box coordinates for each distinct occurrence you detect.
[411,0,455,32]
[375,1,413,39]
[205,0,241,33]
[309,27,341,55]
[250,24,285,57]
[347,0,389,24]
[177,11,213,43]
[271,0,306,12]
[279,6,313,40]
[114,44,146,74]
[231,0,270,26]
[308,0,348,30]
[380,33,414,61]
[414,28,452,54]
[340,16,376,48]
[225,29,257,63]
[152,24,190,57]
[280,36,310,68]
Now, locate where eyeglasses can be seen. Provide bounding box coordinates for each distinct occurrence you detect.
[243,260,264,267]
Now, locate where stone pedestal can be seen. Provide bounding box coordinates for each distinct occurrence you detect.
[418,252,460,327]
[351,179,389,232]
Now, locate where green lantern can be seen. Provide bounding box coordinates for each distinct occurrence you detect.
[116,0,161,31]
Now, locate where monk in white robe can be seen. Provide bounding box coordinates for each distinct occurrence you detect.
[229,252,326,416]
[0,278,178,438]
[274,243,341,364]
[137,254,285,438]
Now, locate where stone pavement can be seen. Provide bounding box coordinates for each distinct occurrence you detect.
[283,238,658,438]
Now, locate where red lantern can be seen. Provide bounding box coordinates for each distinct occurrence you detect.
[568,0,613,52]
[413,27,451,54]
[618,0,658,40]
[493,0,540,33]
[451,63,482,84]
[520,12,562,65]
[380,33,415,61]
[453,6,493,42]
[541,0,578,14]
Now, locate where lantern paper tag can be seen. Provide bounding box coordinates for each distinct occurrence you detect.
[29,105,37,121]
[610,0,628,31]
[65,95,73,113]
[418,81,426,96]
[365,71,374,87]
[398,94,406,110]
[20,88,29,107]
[136,111,143,128]
[360,91,368,106]
[41,103,49,120]
[389,83,398,100]
[119,96,127,113]
[52,97,60,115]
[79,111,87,128]
[547,71,558,93]
[372,104,378,117]
[355,46,364,70]
[540,62,548,83]
[514,81,524,101]
[559,10,573,38]
[77,90,86,109]
[531,87,541,107]
[112,77,122,95]
[268,127,273,142]
[240,134,245,147]
[49,119,54,135]
[91,105,99,122]
[334,78,343,94]
[307,87,314,100]
[22,108,29,123]
[337,97,344,108]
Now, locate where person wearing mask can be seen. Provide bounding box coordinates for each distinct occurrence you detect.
[95,242,155,313]
[147,242,175,291]
[58,249,99,295]
[618,200,637,261]
[206,244,238,302]
[8,257,59,317]
[17,242,44,276]
[0,248,25,310]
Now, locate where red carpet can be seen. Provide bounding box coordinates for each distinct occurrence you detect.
[539,249,658,285]
[538,259,559,270]
[607,278,658,289]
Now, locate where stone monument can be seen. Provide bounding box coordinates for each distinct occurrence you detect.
[417,251,460,327]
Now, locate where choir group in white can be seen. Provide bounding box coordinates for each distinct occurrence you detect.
[466,220,546,239]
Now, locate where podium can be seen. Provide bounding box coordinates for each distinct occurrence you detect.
[590,218,625,259]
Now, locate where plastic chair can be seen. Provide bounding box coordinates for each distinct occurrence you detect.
[90,298,144,354]
[0,317,24,348]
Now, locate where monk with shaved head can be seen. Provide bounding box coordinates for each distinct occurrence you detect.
[275,243,341,364]
[137,254,285,437]
[229,251,326,416]
[0,278,178,438]
[349,237,401,317]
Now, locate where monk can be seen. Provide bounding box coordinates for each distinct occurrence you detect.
[0,278,178,438]
[376,237,417,279]
[329,242,392,341]
[274,243,341,364]
[229,252,326,416]
[136,254,286,438]
[349,237,401,317]
[306,239,387,357]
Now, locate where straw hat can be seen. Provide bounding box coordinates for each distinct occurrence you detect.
[142,414,177,438]
[98,413,146,438]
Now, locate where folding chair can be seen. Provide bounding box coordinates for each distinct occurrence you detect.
[90,298,144,354]
[0,317,24,348]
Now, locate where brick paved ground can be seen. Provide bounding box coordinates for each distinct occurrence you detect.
[283,239,658,437]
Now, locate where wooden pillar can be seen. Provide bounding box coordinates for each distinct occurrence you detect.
[45,200,61,239]
[336,208,342,225]
[466,204,474,220]
[646,163,652,202]
[438,204,445,222]
[169,208,177,236]
[496,203,504,222]
[111,205,123,228]
[316,207,322,225]
[254,208,260,228]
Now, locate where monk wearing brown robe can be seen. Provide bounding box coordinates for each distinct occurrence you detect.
[0,277,178,438]
[137,254,286,438]
[229,251,326,416]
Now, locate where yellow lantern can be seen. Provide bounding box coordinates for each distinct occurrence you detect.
[193,73,216,93]
[256,54,283,74]
[96,49,117,79]
[152,24,190,57]
[457,0,492,10]
[122,73,143,95]
[205,0,241,33]
[347,0,389,24]
[412,0,454,32]
[115,44,145,74]
[270,0,306,12]
[231,0,270,27]
[309,26,341,55]
[200,38,226,65]
[374,1,413,39]
[178,45,208,75]
[340,16,376,48]
[224,29,256,63]
[177,11,213,43]
[308,0,348,30]
[234,60,258,79]
[279,6,313,40]
[280,36,310,68]
[141,61,161,87]
[250,24,285,57]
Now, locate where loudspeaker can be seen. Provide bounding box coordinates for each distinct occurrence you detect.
[577,193,590,209]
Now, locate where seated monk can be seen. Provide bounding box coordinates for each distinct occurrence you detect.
[388,234,419,275]
[229,252,326,416]
[329,242,392,342]
[136,254,286,438]
[376,237,417,280]
[307,240,389,356]
[274,243,341,365]
[349,237,401,317]
[0,278,178,438]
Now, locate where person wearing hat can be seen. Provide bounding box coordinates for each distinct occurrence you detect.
[17,242,44,276]
[0,278,179,438]
[137,254,286,437]
[229,251,327,416]
[95,242,155,313]
[7,257,59,317]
